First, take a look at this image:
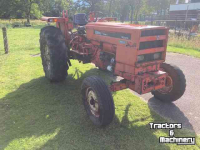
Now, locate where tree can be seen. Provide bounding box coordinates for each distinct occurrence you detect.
[0,0,72,22]
[0,0,19,19]
[0,0,186,23]
[74,0,110,14]
[17,0,41,24]
[80,0,103,11]
[128,0,144,23]
[108,0,114,17]
[117,0,130,22]
[53,0,72,16]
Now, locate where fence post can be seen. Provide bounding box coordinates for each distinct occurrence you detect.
[2,27,9,54]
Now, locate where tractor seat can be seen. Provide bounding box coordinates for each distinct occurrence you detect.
[74,13,88,26]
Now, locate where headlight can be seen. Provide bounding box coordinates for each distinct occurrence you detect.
[153,53,161,60]
[137,55,145,62]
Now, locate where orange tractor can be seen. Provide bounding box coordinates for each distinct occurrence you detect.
[40,11,186,127]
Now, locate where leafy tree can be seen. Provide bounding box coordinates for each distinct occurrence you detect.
[74,0,109,14]
[0,0,72,23]
[128,0,144,23]
[117,0,130,22]
[0,0,19,19]
[41,0,72,17]
[16,0,42,24]
[0,0,187,23]
[80,0,103,11]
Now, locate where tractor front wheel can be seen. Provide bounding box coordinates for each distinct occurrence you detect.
[81,76,115,127]
[152,63,186,103]
[40,26,69,82]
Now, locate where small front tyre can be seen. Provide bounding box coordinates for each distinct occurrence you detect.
[81,76,115,127]
[152,63,186,103]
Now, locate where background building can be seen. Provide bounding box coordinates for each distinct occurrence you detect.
[170,0,200,20]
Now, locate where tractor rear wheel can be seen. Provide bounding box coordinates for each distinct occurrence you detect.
[40,26,69,82]
[81,76,115,127]
[152,63,186,103]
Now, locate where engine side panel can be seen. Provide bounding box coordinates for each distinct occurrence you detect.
[85,22,169,81]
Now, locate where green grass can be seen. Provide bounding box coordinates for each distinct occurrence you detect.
[167,46,200,58]
[168,34,200,51]
[0,19,47,29]
[0,25,200,150]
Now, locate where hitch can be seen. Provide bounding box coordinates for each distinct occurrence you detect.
[110,79,131,92]
[110,71,167,94]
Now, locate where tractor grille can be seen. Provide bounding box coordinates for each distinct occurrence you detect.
[139,40,163,50]
[141,29,165,37]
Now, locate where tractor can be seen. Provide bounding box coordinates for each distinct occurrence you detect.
[40,11,186,127]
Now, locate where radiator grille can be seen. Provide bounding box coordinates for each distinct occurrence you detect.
[139,40,163,50]
[141,29,165,37]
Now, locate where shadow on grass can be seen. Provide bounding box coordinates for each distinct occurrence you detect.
[148,97,195,132]
[0,69,170,150]
[147,97,199,148]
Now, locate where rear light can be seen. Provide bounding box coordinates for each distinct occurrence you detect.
[48,18,58,22]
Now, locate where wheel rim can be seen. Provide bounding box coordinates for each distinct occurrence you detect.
[158,73,173,94]
[44,45,51,71]
[86,88,100,118]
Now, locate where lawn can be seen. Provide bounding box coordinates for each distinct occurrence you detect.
[168,33,200,58]
[0,25,200,150]
[167,46,200,59]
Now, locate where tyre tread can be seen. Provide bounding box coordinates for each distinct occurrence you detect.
[152,63,186,102]
[40,26,69,82]
[81,76,115,127]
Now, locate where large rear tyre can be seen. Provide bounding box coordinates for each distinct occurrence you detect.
[81,76,115,127]
[40,26,69,82]
[152,63,186,103]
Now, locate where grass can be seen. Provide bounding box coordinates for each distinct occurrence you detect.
[0,19,46,29]
[0,24,200,150]
[167,33,200,58]
[167,46,200,58]
[168,33,200,51]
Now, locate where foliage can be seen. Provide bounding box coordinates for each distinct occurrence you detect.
[0,0,19,19]
[0,0,184,23]
[40,0,73,17]
[73,0,108,14]
[0,0,72,23]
